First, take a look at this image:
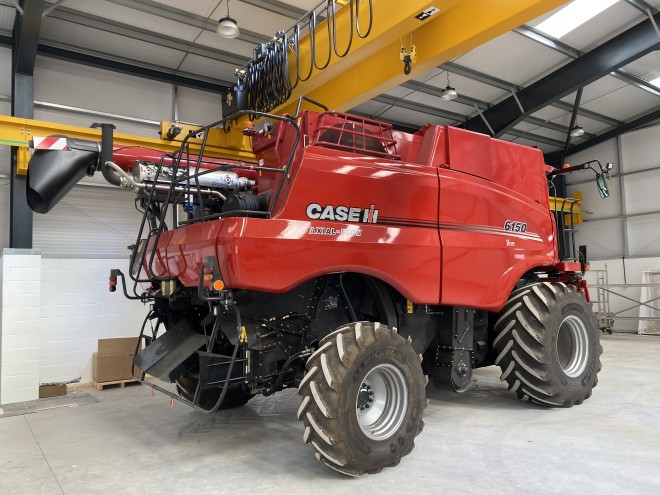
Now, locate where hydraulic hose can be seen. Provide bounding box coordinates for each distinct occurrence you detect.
[235,0,373,116]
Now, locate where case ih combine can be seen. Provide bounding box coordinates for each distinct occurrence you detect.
[27,98,607,476]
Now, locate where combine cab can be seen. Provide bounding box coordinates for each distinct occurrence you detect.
[27,99,606,476]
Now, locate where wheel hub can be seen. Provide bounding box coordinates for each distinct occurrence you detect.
[357,384,374,410]
[355,363,408,441]
[557,314,590,377]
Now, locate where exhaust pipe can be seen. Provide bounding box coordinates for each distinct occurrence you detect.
[92,123,120,187]
[26,122,258,214]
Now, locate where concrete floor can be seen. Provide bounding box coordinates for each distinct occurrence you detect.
[1,333,660,495]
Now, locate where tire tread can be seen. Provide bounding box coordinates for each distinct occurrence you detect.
[494,282,602,408]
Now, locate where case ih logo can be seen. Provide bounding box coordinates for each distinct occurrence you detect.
[306,203,379,224]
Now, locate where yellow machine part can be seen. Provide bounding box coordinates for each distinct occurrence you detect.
[0,0,567,173]
[549,192,583,226]
[275,0,567,116]
[0,115,255,175]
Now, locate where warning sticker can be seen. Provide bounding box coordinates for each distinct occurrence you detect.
[415,7,440,21]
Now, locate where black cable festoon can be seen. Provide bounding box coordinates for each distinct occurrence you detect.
[234,0,373,119]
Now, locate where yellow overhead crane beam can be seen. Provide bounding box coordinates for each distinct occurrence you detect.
[0,0,566,174]
[275,0,568,116]
[0,115,255,175]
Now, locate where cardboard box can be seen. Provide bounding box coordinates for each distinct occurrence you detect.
[39,384,67,398]
[93,337,140,383]
[98,337,139,355]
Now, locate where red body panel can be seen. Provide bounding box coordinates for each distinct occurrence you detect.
[438,170,555,310]
[147,111,562,313]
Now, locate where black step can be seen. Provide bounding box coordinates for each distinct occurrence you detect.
[134,321,207,382]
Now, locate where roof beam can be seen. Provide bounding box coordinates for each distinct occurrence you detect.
[551,100,622,127]
[241,0,308,20]
[440,61,623,127]
[41,0,64,17]
[625,0,658,15]
[515,25,660,96]
[37,43,232,93]
[350,110,420,133]
[102,0,271,46]
[0,34,232,92]
[546,105,660,161]
[400,79,597,138]
[355,107,565,148]
[44,5,250,66]
[505,129,566,148]
[372,94,466,123]
[275,0,567,117]
[464,13,660,137]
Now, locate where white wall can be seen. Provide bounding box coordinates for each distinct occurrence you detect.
[0,52,223,396]
[39,257,146,384]
[565,125,660,332]
[585,256,660,332]
[566,123,660,260]
[0,251,41,405]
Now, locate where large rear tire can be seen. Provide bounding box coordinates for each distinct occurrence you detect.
[297,322,426,476]
[176,374,254,410]
[493,282,602,407]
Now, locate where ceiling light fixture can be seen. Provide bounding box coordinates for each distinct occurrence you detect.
[217,0,240,39]
[570,125,585,137]
[535,0,619,39]
[440,71,458,101]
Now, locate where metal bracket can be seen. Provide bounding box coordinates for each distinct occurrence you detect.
[10,0,22,15]
[647,8,660,40]
[473,104,495,136]
[510,89,525,114]
[431,307,476,392]
[450,308,476,392]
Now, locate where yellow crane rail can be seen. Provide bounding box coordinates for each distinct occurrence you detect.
[0,115,255,174]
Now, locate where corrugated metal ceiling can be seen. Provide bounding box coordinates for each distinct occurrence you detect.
[1,0,659,156]
[0,5,14,33]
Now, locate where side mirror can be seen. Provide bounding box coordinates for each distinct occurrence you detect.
[596,173,609,199]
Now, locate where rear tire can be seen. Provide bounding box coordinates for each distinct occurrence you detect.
[493,282,602,407]
[176,374,254,410]
[297,322,426,476]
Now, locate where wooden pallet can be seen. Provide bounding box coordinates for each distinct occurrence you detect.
[93,379,139,391]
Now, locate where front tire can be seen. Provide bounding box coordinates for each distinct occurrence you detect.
[493,282,602,407]
[297,322,426,476]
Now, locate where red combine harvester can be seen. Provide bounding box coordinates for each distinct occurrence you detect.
[27,98,609,476]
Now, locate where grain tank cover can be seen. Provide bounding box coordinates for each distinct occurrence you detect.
[444,127,549,207]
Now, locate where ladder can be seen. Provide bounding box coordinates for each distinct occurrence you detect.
[592,266,614,334]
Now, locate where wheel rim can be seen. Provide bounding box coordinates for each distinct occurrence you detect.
[355,363,408,441]
[556,315,590,377]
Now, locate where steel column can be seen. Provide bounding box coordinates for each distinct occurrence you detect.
[11,0,44,249]
[617,135,631,258]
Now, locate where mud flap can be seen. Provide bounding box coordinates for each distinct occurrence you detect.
[133,320,207,382]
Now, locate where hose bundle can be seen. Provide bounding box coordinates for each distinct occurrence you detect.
[235,0,373,118]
